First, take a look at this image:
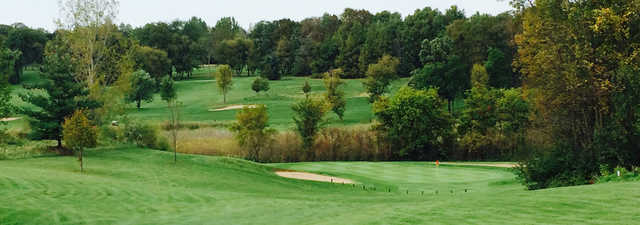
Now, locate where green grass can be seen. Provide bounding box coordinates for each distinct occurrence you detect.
[126,76,408,130]
[5,69,409,131]
[1,147,638,224]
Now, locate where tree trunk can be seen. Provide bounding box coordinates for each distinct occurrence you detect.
[57,138,62,148]
[137,100,141,110]
[80,150,83,173]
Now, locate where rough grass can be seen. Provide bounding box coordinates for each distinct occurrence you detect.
[0,147,638,224]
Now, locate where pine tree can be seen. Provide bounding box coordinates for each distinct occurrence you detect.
[20,36,99,148]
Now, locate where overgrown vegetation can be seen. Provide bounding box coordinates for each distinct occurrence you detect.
[230,105,275,162]
[513,0,640,190]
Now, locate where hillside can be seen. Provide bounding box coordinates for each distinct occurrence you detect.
[0,147,638,224]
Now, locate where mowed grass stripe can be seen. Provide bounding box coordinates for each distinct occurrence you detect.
[1,147,639,224]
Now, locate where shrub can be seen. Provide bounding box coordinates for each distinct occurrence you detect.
[230,105,276,162]
[251,77,270,94]
[155,136,170,151]
[515,144,596,190]
[124,121,160,149]
[98,125,123,145]
[302,80,312,97]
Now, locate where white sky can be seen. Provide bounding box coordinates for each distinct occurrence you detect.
[0,0,512,31]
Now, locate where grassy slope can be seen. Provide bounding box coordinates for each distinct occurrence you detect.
[6,69,468,131]
[126,75,408,130]
[1,148,638,225]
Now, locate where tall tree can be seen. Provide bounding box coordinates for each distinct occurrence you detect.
[4,26,48,84]
[485,47,515,88]
[134,46,171,88]
[20,35,99,148]
[57,0,120,86]
[446,12,516,86]
[0,48,14,140]
[215,37,252,75]
[57,0,134,126]
[400,6,462,75]
[0,47,21,86]
[410,36,468,113]
[335,8,372,78]
[359,11,402,73]
[514,0,640,189]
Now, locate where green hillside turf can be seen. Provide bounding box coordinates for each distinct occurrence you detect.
[1,147,638,224]
[125,76,408,130]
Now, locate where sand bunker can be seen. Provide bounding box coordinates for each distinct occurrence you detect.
[0,117,21,122]
[275,171,355,184]
[209,105,258,112]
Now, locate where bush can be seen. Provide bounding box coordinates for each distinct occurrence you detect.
[155,136,170,151]
[98,125,123,145]
[515,144,597,190]
[596,165,640,183]
[124,121,161,149]
[230,105,276,162]
[251,77,270,94]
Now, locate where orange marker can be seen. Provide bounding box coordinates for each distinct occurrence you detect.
[436,160,440,167]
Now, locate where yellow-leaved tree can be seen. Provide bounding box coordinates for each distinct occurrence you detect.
[62,110,98,172]
[214,65,233,103]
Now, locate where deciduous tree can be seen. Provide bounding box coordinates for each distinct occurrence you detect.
[373,87,453,160]
[292,97,328,161]
[62,110,97,172]
[323,69,346,120]
[363,55,400,103]
[134,46,171,88]
[160,77,180,163]
[126,70,155,109]
[20,36,99,148]
[214,65,233,103]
